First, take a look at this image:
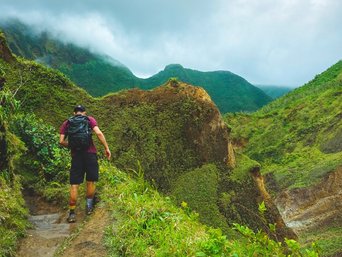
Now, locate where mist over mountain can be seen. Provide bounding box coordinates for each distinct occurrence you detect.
[254,85,292,99]
[1,19,272,113]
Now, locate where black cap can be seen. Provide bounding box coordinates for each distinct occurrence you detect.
[74,105,86,112]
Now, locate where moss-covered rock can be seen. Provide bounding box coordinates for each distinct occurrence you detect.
[171,164,229,231]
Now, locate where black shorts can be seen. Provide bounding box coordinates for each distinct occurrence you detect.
[70,152,99,184]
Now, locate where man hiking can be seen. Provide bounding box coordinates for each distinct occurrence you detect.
[59,105,111,223]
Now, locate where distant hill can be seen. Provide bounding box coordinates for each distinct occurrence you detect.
[139,64,272,113]
[0,19,272,113]
[255,84,292,99]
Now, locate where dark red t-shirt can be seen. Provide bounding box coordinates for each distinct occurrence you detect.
[60,115,97,154]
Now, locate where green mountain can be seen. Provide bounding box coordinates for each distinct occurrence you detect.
[255,84,292,99]
[225,60,342,256]
[0,19,139,96]
[0,19,272,113]
[140,64,272,113]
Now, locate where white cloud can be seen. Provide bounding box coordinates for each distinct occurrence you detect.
[0,0,341,86]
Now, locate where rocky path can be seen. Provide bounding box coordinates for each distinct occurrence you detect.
[60,208,110,257]
[16,191,75,257]
[16,191,112,257]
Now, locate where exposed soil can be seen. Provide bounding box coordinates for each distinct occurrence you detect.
[275,166,342,234]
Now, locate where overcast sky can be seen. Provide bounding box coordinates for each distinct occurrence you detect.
[1,0,342,86]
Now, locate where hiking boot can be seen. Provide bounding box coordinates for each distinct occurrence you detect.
[67,211,76,223]
[86,205,94,215]
[93,193,100,206]
[86,197,94,215]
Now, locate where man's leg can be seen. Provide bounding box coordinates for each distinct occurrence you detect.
[68,184,79,223]
[85,153,99,215]
[86,181,95,199]
[86,181,95,215]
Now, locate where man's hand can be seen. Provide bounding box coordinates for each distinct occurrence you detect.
[59,134,68,147]
[105,148,111,160]
[93,126,111,160]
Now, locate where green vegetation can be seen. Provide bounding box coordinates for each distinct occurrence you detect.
[1,19,138,97]
[225,60,342,190]
[301,225,342,257]
[0,175,29,257]
[171,164,229,231]
[0,30,290,244]
[100,162,319,257]
[1,19,272,113]
[0,32,321,255]
[11,113,70,201]
[140,64,272,113]
[225,60,342,255]
[0,89,29,256]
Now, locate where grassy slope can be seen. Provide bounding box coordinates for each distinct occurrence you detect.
[1,20,272,113]
[0,91,29,256]
[97,162,318,257]
[225,60,342,256]
[226,60,342,190]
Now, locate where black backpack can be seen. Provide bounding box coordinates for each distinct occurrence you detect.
[67,115,92,151]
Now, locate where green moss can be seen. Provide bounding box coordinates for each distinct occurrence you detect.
[0,175,29,257]
[301,225,342,257]
[171,164,229,231]
[229,153,260,182]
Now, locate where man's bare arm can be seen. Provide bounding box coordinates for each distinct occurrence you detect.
[59,134,68,147]
[93,126,111,160]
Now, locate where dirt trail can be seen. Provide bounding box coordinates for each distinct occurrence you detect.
[16,190,114,257]
[60,208,110,257]
[16,191,113,257]
[16,192,75,257]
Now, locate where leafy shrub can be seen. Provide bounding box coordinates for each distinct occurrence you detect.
[0,173,29,257]
[12,114,70,195]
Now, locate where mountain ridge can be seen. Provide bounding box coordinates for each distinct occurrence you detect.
[0,19,272,113]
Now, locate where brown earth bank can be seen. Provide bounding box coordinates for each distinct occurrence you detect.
[274,166,342,234]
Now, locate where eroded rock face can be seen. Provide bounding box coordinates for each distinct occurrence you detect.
[100,81,294,240]
[275,166,342,234]
[101,82,233,174]
[251,168,297,240]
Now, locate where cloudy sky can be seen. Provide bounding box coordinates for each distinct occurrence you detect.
[1,0,342,86]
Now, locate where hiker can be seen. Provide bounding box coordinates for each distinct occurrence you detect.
[59,105,111,223]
